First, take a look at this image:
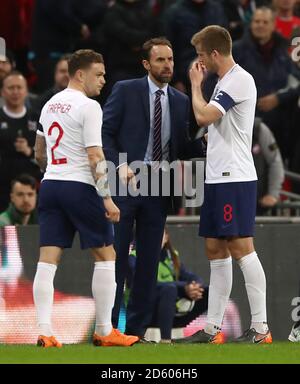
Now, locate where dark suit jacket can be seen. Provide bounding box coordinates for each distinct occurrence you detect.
[102,76,203,167]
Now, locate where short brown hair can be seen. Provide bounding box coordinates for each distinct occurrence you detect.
[68,49,104,77]
[191,26,232,56]
[2,70,27,86]
[57,53,72,65]
[142,37,172,60]
[11,174,37,191]
[252,6,275,22]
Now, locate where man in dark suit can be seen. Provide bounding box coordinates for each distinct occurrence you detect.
[102,37,204,339]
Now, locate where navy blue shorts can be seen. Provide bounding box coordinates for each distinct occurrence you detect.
[38,180,114,249]
[199,181,257,238]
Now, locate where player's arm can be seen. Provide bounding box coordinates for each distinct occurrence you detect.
[190,62,223,127]
[259,122,284,206]
[87,146,120,223]
[83,101,120,223]
[34,124,47,172]
[87,146,110,199]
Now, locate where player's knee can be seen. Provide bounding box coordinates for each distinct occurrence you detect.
[39,247,62,265]
[227,237,255,260]
[91,245,116,261]
[206,245,228,260]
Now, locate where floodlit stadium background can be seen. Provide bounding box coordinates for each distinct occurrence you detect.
[1,222,300,343]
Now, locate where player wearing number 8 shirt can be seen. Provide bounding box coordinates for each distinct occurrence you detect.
[33,49,139,348]
[174,26,272,345]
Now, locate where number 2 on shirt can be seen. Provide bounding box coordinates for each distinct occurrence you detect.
[48,122,67,165]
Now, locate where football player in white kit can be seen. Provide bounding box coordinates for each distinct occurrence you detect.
[33,50,139,347]
[174,26,272,344]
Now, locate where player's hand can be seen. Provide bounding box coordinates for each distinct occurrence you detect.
[260,194,278,207]
[103,198,120,223]
[257,94,279,112]
[118,163,137,190]
[184,281,204,301]
[189,61,206,87]
[14,137,32,157]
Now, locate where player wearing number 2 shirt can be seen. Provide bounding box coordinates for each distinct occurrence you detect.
[37,89,103,186]
[32,49,139,348]
[173,26,272,345]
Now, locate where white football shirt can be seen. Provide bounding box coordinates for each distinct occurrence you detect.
[37,88,102,186]
[206,64,257,184]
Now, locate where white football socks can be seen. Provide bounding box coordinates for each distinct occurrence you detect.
[92,261,116,336]
[237,252,268,334]
[205,257,232,335]
[33,262,57,337]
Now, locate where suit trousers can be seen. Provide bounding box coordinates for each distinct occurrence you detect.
[112,193,169,337]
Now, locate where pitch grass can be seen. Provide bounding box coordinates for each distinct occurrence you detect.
[0,342,299,364]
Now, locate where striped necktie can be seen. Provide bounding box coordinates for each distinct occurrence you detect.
[152,89,164,162]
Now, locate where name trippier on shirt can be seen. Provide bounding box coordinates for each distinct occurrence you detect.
[38,88,103,187]
[46,103,72,114]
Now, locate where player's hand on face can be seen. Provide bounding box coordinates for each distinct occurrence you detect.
[103,198,120,223]
[189,61,205,87]
[14,137,32,157]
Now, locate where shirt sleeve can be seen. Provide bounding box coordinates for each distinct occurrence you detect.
[36,122,45,136]
[82,101,103,147]
[209,72,253,115]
